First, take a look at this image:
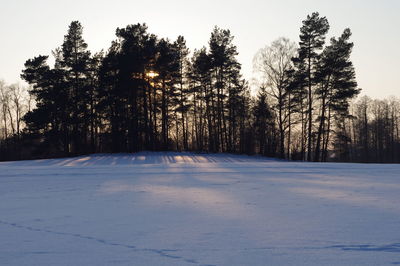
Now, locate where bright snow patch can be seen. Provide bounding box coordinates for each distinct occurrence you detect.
[0,152,399,265]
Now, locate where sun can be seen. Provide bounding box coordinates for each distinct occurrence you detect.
[145,71,159,78]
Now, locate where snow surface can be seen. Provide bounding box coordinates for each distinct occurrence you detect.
[0,152,399,266]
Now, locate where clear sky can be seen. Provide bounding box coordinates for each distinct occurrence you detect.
[0,0,399,98]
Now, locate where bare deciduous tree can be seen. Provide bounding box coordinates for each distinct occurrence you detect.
[253,37,297,158]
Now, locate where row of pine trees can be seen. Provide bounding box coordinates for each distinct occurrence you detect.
[1,12,399,162]
[21,22,250,156]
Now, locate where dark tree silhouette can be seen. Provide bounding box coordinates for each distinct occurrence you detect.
[294,12,329,161]
[4,15,396,163]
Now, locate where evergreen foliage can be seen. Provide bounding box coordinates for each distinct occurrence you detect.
[0,13,397,163]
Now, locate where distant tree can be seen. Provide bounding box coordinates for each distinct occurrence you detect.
[253,87,276,156]
[347,97,400,163]
[8,84,28,137]
[0,81,10,139]
[354,96,371,161]
[0,81,30,159]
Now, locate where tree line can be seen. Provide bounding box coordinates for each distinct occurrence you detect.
[1,12,399,163]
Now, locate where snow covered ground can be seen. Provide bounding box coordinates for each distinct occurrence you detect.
[0,152,399,266]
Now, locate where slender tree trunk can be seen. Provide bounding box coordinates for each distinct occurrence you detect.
[322,105,332,162]
[143,77,150,149]
[287,93,292,159]
[300,99,306,160]
[278,93,284,158]
[307,43,313,161]
[161,79,167,150]
[2,106,7,139]
[315,93,326,162]
[152,81,157,150]
[7,107,15,136]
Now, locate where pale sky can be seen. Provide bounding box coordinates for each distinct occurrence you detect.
[0,0,399,98]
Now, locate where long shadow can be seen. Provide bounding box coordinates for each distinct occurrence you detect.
[327,243,400,253]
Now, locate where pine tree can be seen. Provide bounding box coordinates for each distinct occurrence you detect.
[174,36,190,150]
[190,48,213,151]
[253,87,276,156]
[209,26,242,152]
[113,23,157,151]
[87,52,103,152]
[294,12,329,161]
[314,28,359,161]
[21,55,70,154]
[60,21,91,153]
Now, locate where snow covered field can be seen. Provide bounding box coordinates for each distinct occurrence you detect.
[0,152,399,266]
